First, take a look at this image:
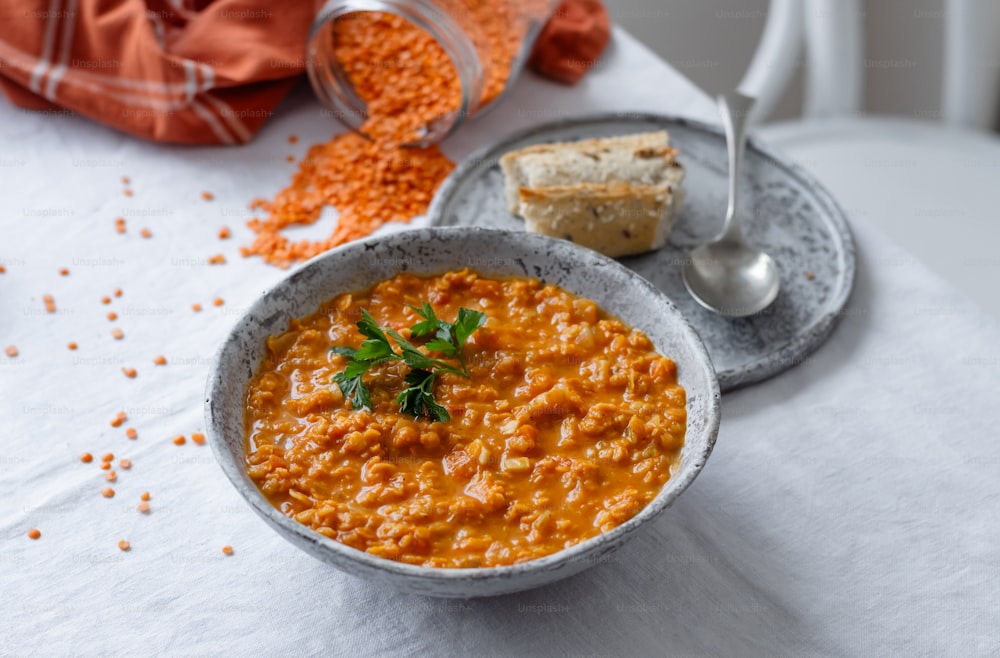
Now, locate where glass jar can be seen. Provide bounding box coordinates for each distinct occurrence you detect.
[307,0,558,146]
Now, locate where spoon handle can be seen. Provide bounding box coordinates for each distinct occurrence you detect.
[718,92,756,243]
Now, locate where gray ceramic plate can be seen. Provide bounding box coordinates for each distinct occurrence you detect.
[206,227,720,597]
[429,114,856,391]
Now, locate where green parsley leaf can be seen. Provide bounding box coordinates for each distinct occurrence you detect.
[354,337,399,363]
[424,338,457,356]
[331,301,485,421]
[396,369,450,422]
[454,307,487,347]
[341,358,372,381]
[357,308,390,343]
[384,328,440,370]
[422,395,451,423]
[408,302,440,338]
[333,370,372,411]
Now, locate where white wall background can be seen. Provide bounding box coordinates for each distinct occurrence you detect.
[609,0,991,128]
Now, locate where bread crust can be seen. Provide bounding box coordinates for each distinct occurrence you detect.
[499,131,687,257]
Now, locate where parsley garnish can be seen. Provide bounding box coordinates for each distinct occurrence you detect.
[331,304,486,422]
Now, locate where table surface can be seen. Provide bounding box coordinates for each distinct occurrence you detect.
[3,28,1000,656]
[761,117,1000,323]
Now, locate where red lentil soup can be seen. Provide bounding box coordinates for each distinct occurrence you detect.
[244,269,686,567]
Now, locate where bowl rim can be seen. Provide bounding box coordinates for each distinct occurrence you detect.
[205,226,721,582]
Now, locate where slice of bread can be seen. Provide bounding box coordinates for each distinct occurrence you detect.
[499,130,686,258]
[499,131,679,212]
[517,180,685,258]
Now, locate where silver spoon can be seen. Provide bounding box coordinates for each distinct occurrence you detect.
[683,92,780,317]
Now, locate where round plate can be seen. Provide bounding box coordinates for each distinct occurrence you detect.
[428,113,856,391]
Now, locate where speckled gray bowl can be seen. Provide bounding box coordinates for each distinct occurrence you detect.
[205,227,720,598]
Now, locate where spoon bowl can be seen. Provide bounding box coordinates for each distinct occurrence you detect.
[684,240,780,317]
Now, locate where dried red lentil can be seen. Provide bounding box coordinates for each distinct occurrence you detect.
[107,312,118,321]
[218,226,231,239]
[119,459,131,469]
[111,328,124,340]
[28,529,41,539]
[153,355,166,365]
[102,487,115,498]
[202,191,214,201]
[43,294,56,313]
[122,176,130,185]
[115,218,126,233]
[124,189,133,197]
[140,228,152,238]
[138,501,150,513]
[122,367,137,378]
[101,452,114,462]
[208,254,226,265]
[173,435,186,446]
[140,491,150,501]
[126,427,138,439]
[222,545,234,556]
[243,135,453,268]
[114,289,122,297]
[118,539,130,551]
[59,268,69,276]
[213,298,224,307]
[191,432,206,445]
[240,14,469,267]
[5,345,18,357]
[100,462,111,470]
[192,303,202,313]
[105,470,117,483]
[80,452,93,463]
[67,342,78,350]
[110,412,126,428]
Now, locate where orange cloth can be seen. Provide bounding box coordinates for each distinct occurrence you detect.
[0,0,609,144]
[0,0,315,144]
[529,0,611,84]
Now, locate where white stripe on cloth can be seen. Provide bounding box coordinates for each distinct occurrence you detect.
[149,11,165,49]
[43,0,77,101]
[166,0,195,21]
[198,61,214,90]
[0,37,213,112]
[9,36,301,104]
[0,37,42,72]
[191,98,236,144]
[2,26,270,143]
[201,93,253,143]
[0,38,213,114]
[193,63,254,143]
[182,59,197,100]
[62,66,203,93]
[28,0,62,93]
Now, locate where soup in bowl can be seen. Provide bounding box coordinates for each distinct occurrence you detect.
[207,227,719,597]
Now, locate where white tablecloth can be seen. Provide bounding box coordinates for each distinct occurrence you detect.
[2,28,999,656]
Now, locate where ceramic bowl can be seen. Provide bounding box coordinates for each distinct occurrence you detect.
[205,227,721,598]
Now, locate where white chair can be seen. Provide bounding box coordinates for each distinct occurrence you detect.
[736,0,1000,319]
